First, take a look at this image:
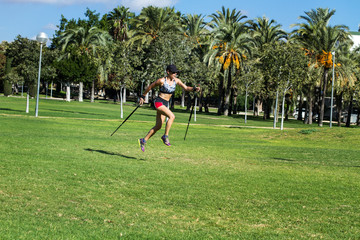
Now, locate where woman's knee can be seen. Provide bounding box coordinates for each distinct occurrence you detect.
[169,113,175,121]
[153,124,162,131]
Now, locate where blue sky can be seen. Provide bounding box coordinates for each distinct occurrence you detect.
[0,0,359,43]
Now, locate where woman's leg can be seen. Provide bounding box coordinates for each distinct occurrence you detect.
[155,105,175,136]
[144,111,166,141]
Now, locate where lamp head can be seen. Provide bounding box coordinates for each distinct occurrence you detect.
[36,32,48,44]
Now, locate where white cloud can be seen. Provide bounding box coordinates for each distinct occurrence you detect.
[0,0,117,4]
[44,23,58,31]
[120,0,178,12]
[0,0,178,10]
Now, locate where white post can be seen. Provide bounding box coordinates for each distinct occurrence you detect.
[120,87,123,119]
[26,90,30,113]
[79,82,83,102]
[273,89,279,129]
[330,51,335,128]
[50,81,53,98]
[35,43,43,117]
[123,87,126,103]
[280,90,286,130]
[66,82,71,102]
[245,89,248,124]
[35,32,48,117]
[194,96,197,122]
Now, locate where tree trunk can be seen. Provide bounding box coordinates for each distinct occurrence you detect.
[199,90,203,112]
[280,91,286,130]
[336,92,343,127]
[263,97,272,120]
[223,66,232,116]
[66,82,71,102]
[120,88,123,119]
[297,93,303,121]
[254,98,261,116]
[186,92,192,111]
[26,89,30,113]
[217,69,225,115]
[123,87,126,103]
[204,93,209,113]
[318,68,329,127]
[79,82,83,102]
[307,91,313,125]
[346,93,353,127]
[181,89,185,108]
[285,97,290,121]
[273,89,279,129]
[91,80,95,103]
[232,86,238,115]
[245,89,248,124]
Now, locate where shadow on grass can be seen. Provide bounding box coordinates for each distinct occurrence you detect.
[85,148,143,160]
[0,108,24,112]
[272,157,296,162]
[47,109,106,116]
[272,157,360,168]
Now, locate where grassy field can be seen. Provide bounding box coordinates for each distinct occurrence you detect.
[1,96,360,239]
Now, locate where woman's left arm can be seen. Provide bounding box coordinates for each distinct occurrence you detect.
[176,78,200,92]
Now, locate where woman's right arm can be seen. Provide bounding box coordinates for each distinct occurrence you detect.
[139,78,163,105]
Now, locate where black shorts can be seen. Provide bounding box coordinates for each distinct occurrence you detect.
[154,97,169,109]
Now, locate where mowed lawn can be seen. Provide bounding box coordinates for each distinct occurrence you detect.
[1,96,360,239]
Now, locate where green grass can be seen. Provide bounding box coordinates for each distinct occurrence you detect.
[1,96,360,239]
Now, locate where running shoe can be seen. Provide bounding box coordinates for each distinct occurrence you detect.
[161,135,171,147]
[138,138,146,152]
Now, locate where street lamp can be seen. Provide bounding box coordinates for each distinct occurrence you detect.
[35,32,48,117]
[330,51,335,128]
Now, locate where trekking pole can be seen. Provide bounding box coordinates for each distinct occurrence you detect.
[110,105,140,136]
[184,92,197,141]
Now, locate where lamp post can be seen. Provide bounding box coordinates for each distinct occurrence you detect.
[35,32,48,117]
[330,51,335,128]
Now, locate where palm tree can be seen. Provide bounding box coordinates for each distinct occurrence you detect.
[292,8,350,126]
[249,16,287,119]
[180,14,209,107]
[333,42,358,126]
[59,26,112,102]
[181,14,208,47]
[129,6,181,48]
[107,6,134,42]
[206,7,251,116]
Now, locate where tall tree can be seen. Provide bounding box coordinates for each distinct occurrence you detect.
[292,8,350,126]
[129,6,181,48]
[58,26,112,102]
[249,16,287,119]
[107,6,134,41]
[206,6,251,116]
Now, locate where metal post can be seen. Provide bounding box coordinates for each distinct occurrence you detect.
[330,52,335,128]
[194,96,197,122]
[35,43,43,117]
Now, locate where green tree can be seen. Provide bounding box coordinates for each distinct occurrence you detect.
[107,6,134,41]
[207,6,251,116]
[129,6,181,48]
[6,36,41,97]
[58,26,112,102]
[292,7,350,126]
[0,42,8,94]
[249,16,287,119]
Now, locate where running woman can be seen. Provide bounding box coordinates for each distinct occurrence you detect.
[138,64,200,152]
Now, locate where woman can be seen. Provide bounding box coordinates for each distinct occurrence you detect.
[138,64,200,152]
